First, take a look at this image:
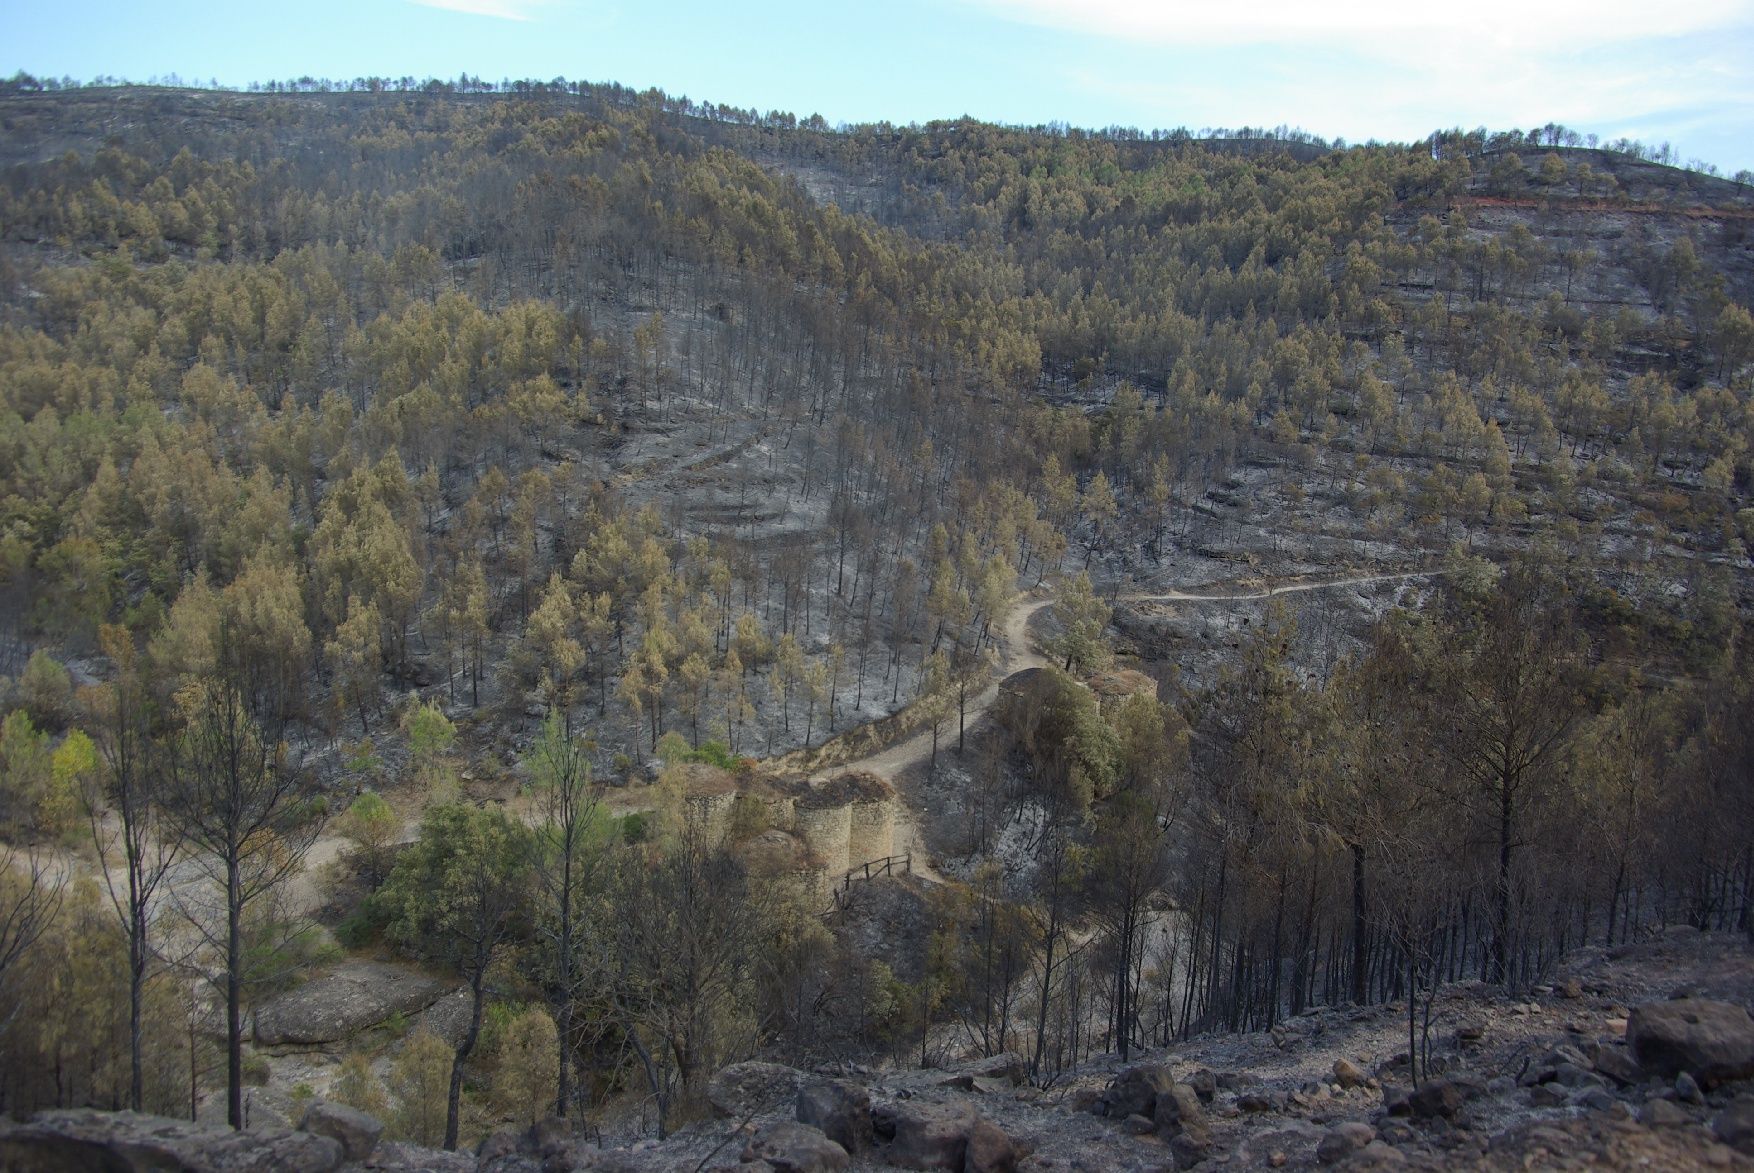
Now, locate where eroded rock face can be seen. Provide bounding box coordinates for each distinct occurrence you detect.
[0,1108,344,1172]
[1627,998,1754,1088]
[252,961,450,1047]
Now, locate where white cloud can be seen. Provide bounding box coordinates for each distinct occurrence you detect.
[408,0,553,20]
[970,0,1754,50]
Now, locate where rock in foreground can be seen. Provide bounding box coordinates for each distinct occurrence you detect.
[1626,998,1754,1088]
[0,1109,344,1172]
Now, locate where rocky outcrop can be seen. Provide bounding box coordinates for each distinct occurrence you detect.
[875,1099,982,1171]
[0,1108,343,1171]
[796,1079,872,1155]
[740,1121,849,1172]
[1092,1064,1175,1120]
[252,961,451,1047]
[475,1117,642,1172]
[296,1101,381,1163]
[707,1060,808,1118]
[1626,998,1754,1088]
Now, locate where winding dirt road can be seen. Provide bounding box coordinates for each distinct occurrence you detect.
[289,568,1441,907]
[813,567,1443,884]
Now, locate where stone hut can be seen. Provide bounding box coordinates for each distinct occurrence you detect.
[841,771,896,866]
[791,780,854,881]
[736,828,826,896]
[675,763,739,842]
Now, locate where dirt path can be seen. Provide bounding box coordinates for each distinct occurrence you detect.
[287,569,1439,903]
[827,568,1442,883]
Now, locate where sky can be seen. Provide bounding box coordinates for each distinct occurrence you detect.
[7,0,1753,174]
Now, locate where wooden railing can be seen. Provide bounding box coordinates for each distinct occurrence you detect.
[841,853,911,887]
[827,853,912,914]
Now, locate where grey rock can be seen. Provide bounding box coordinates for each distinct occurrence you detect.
[796,1080,871,1154]
[1543,1044,1591,1070]
[1238,1090,1286,1113]
[252,961,449,1046]
[1353,1140,1405,1167]
[740,1122,848,1173]
[1121,1114,1155,1136]
[1185,1069,1218,1103]
[1676,1071,1705,1104]
[709,1061,807,1118]
[1407,1079,1466,1119]
[1154,1082,1209,1142]
[1555,1064,1607,1090]
[0,1108,344,1171]
[965,1053,1027,1087]
[417,987,474,1050]
[881,1100,977,1171]
[1378,1122,1418,1146]
[1527,1084,1567,1108]
[1713,1099,1754,1155]
[296,1100,382,1162]
[370,1139,474,1170]
[1333,1059,1368,1089]
[1627,999,1754,1089]
[962,1117,1020,1173]
[1101,1065,1174,1120]
[1640,1098,1690,1128]
[1571,1087,1616,1112]
[1315,1121,1374,1164]
[1591,1046,1644,1088]
[1168,1130,1211,1170]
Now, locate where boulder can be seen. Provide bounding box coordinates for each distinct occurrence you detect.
[796,1080,872,1155]
[966,1053,1027,1087]
[252,961,450,1046]
[1590,1047,1643,1088]
[475,1121,642,1173]
[1626,999,1754,1088]
[1332,1059,1368,1089]
[962,1118,1020,1173]
[0,1108,344,1171]
[1101,1064,1175,1120]
[372,1139,474,1170]
[417,987,474,1050]
[1316,1122,1375,1164]
[1168,1131,1212,1170]
[1527,1084,1567,1108]
[1639,1099,1690,1128]
[1184,1069,1218,1103]
[1713,1099,1754,1155]
[708,1061,807,1118]
[1153,1083,1208,1143]
[881,1100,978,1171]
[740,1122,849,1173]
[1238,1090,1285,1113]
[1407,1079,1466,1119]
[296,1100,382,1162]
[1354,1140,1405,1167]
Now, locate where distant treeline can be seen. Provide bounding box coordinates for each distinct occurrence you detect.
[3,69,1743,181]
